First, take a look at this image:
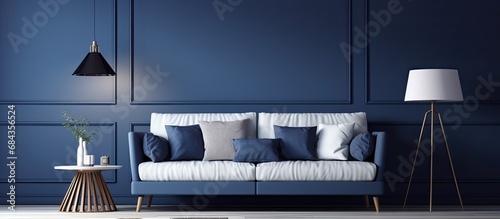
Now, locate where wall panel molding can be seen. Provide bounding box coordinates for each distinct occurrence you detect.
[364,0,500,105]
[130,0,353,105]
[369,121,500,182]
[0,122,117,183]
[130,122,149,132]
[0,0,118,105]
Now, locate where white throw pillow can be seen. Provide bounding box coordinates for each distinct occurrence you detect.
[316,123,355,160]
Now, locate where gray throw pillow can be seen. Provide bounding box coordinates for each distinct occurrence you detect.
[199,119,251,161]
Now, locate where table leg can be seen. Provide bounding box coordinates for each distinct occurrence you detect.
[79,172,87,212]
[59,172,78,211]
[72,172,83,212]
[86,172,92,212]
[97,172,117,211]
[96,172,110,211]
[89,172,98,211]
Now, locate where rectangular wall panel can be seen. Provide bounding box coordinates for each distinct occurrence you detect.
[370,122,500,198]
[131,0,351,104]
[0,122,117,183]
[0,0,116,104]
[366,0,500,104]
[131,122,150,133]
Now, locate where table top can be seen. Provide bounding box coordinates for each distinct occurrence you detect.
[54,165,122,171]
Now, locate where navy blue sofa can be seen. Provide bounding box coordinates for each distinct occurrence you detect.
[128,130,386,212]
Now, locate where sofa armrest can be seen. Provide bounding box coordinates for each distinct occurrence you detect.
[128,132,146,182]
[372,131,387,182]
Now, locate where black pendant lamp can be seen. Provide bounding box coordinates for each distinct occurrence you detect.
[73,0,115,76]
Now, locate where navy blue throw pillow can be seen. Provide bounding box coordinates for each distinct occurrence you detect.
[350,132,375,161]
[274,125,317,160]
[143,133,170,162]
[233,138,281,162]
[165,125,204,161]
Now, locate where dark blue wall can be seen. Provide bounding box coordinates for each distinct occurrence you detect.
[1,0,499,207]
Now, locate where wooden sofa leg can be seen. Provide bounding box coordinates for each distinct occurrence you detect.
[147,195,153,208]
[373,196,380,212]
[364,195,370,208]
[136,195,144,212]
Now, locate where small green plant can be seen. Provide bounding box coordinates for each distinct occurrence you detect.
[62,110,100,143]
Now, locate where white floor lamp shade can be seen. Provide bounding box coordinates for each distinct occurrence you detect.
[404,69,463,102]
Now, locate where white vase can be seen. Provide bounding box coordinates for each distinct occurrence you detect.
[83,140,87,157]
[76,137,88,166]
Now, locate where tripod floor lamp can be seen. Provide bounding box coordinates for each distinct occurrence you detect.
[403,69,464,212]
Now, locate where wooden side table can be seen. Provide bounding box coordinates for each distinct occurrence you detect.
[54,165,121,212]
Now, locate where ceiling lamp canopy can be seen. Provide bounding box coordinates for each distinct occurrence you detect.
[73,40,115,76]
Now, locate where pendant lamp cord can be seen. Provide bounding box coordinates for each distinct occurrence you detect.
[93,0,96,40]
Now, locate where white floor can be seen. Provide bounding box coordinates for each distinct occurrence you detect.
[0,205,499,219]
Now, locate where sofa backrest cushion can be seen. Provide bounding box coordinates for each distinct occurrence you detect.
[258,112,368,138]
[151,112,257,140]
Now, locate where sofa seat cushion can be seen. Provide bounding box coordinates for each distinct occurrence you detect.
[139,161,256,181]
[256,161,376,181]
